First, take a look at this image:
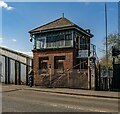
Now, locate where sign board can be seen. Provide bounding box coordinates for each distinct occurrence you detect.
[78,50,88,58]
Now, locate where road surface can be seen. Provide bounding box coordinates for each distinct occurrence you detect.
[2,85,119,112]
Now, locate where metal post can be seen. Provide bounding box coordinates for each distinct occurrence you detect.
[62,13,64,18]
[112,57,115,89]
[32,59,34,85]
[67,69,70,87]
[88,56,91,90]
[98,64,101,90]
[49,65,52,86]
[26,58,29,85]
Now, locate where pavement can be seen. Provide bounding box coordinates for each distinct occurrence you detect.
[1,84,120,99]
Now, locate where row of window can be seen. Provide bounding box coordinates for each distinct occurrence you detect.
[46,34,72,42]
[36,40,72,49]
[35,41,89,50]
[38,56,65,74]
[35,34,72,49]
[34,34,89,50]
[46,40,72,48]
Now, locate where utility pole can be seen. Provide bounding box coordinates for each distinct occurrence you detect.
[105,3,109,90]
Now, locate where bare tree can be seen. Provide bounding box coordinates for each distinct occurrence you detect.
[100,32,119,69]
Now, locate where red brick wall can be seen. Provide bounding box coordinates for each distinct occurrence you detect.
[33,49,74,85]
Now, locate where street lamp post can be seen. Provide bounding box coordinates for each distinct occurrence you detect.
[105,3,109,90]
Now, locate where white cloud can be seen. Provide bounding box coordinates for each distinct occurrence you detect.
[12,38,17,42]
[6,6,14,10]
[0,1,14,10]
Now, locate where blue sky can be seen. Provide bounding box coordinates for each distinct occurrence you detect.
[1,2,118,58]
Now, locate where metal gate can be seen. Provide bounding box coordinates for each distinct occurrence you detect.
[112,63,120,90]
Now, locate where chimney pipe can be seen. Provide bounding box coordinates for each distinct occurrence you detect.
[86,29,90,33]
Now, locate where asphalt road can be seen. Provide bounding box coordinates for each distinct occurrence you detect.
[2,86,119,112]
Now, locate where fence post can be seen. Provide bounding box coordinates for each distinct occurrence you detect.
[67,69,70,88]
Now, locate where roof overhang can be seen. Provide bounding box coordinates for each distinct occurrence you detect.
[29,25,93,38]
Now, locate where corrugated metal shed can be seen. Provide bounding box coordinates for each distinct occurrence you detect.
[0,46,33,85]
